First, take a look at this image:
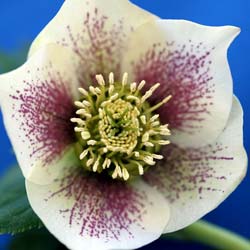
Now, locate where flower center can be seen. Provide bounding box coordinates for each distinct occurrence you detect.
[99,98,140,154]
[71,73,171,181]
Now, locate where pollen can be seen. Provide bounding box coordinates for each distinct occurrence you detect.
[71,73,171,181]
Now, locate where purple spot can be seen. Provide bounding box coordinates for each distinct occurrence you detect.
[58,8,126,86]
[133,41,215,133]
[48,169,147,241]
[10,70,75,166]
[144,143,233,202]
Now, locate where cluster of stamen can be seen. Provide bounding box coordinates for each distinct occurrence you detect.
[71,73,171,181]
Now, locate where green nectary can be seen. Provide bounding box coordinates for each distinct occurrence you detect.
[71,73,171,181]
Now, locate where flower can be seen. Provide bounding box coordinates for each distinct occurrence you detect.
[0,0,247,249]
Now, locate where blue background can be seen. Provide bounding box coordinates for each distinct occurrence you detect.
[0,1,249,249]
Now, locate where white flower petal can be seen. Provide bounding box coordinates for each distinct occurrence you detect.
[26,167,170,250]
[123,19,240,147]
[110,249,132,250]
[144,97,247,233]
[0,44,82,184]
[29,0,157,82]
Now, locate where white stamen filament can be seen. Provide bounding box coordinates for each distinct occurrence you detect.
[122,168,130,181]
[70,118,85,126]
[130,82,137,93]
[112,168,118,179]
[151,121,160,127]
[102,147,108,153]
[87,158,94,167]
[89,86,99,95]
[144,141,154,147]
[150,114,160,122]
[103,158,111,169]
[134,151,140,157]
[96,74,105,86]
[122,72,128,86]
[157,140,170,145]
[109,84,115,95]
[74,127,85,132]
[82,100,91,107]
[142,132,149,143]
[95,87,102,94]
[137,163,144,175]
[87,140,97,146]
[74,101,85,108]
[93,156,100,172]
[126,95,140,104]
[110,93,119,101]
[80,149,89,160]
[140,115,147,125]
[81,131,91,140]
[76,109,92,119]
[143,156,156,166]
[141,83,160,103]
[152,154,164,160]
[138,80,146,91]
[78,87,88,96]
[109,72,114,84]
[159,130,171,136]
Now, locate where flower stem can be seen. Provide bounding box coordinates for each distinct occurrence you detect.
[162,220,250,250]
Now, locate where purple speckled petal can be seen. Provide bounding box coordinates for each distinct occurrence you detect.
[144,97,247,233]
[26,167,170,250]
[122,19,240,147]
[29,0,158,84]
[0,44,82,184]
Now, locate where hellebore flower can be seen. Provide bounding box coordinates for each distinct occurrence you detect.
[0,0,247,250]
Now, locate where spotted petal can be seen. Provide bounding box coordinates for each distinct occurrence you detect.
[29,0,158,83]
[144,97,247,233]
[26,167,170,250]
[0,44,82,184]
[122,20,240,147]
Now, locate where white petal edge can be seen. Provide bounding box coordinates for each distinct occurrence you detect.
[26,169,170,250]
[0,44,82,184]
[28,0,158,57]
[122,19,240,148]
[145,96,247,233]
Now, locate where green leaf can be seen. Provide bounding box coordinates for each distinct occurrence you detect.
[9,228,66,250]
[0,46,28,73]
[0,166,43,234]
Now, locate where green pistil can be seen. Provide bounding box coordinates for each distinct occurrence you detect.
[71,73,171,181]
